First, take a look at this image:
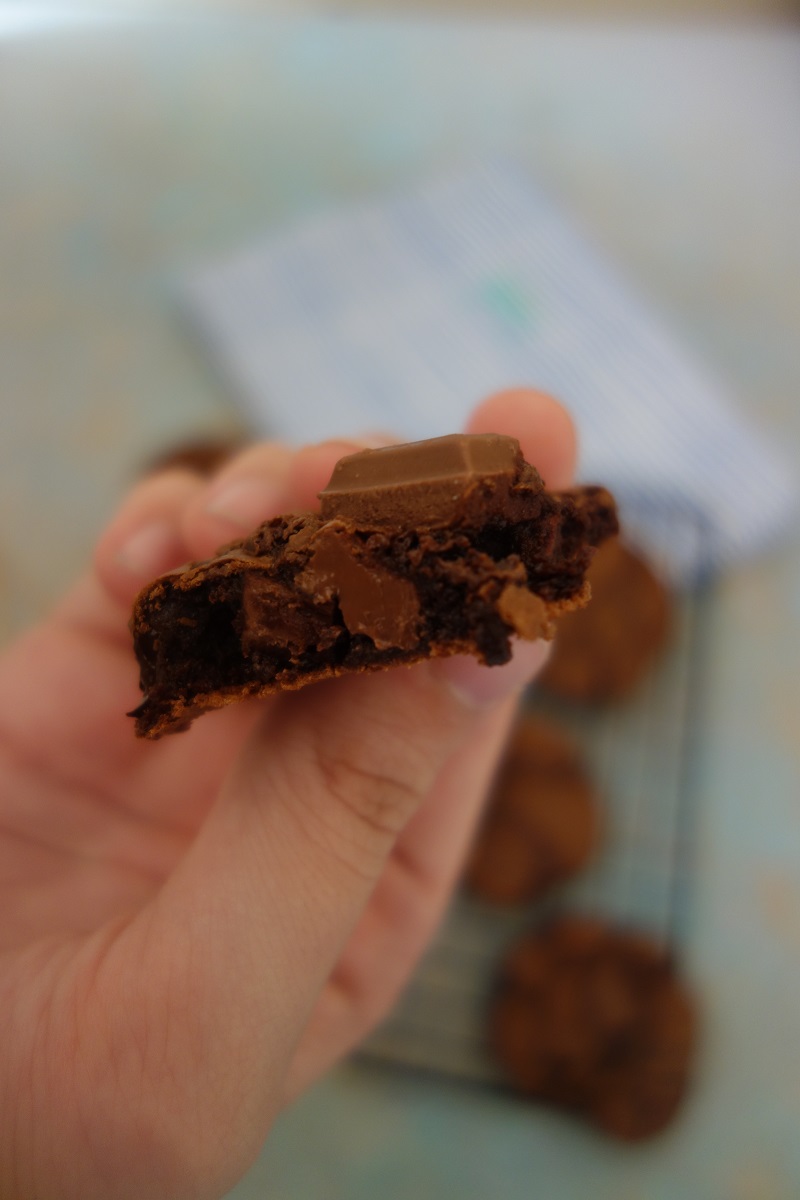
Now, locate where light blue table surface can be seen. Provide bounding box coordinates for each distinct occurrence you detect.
[1,17,799,1199]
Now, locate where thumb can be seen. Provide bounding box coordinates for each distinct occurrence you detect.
[110,644,544,1176]
[166,641,545,1009]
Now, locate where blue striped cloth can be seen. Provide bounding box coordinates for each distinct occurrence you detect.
[183,161,797,585]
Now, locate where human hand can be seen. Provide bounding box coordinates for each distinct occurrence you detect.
[0,389,575,1200]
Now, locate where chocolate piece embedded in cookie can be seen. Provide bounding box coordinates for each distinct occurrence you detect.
[465,717,601,906]
[539,538,671,704]
[129,434,618,738]
[489,916,697,1140]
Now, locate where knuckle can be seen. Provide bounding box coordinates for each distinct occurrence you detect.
[314,746,421,841]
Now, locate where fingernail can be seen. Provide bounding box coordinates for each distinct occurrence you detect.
[433,640,550,710]
[116,521,182,578]
[206,478,284,531]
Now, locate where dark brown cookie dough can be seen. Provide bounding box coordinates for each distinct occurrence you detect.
[130,433,617,738]
[538,538,672,704]
[489,916,697,1140]
[465,717,600,905]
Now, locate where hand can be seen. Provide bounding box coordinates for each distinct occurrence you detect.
[0,389,575,1200]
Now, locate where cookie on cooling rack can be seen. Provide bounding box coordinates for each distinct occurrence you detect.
[465,717,601,906]
[538,538,672,704]
[489,915,697,1140]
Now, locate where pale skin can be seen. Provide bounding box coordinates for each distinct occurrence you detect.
[0,389,576,1200]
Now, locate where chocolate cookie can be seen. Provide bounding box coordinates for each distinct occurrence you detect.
[539,538,671,704]
[130,433,617,738]
[144,436,244,478]
[465,717,600,905]
[489,916,697,1140]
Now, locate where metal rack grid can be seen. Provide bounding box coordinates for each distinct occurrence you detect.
[360,581,711,1088]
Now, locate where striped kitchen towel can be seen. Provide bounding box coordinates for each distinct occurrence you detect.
[182,160,797,585]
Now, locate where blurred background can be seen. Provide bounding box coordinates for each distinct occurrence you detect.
[1,2,799,1198]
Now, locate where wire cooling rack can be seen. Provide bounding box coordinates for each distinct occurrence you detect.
[360,579,712,1088]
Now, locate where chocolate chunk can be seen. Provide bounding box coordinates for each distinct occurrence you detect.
[241,574,338,655]
[129,433,618,738]
[489,917,698,1140]
[319,433,537,526]
[297,524,421,650]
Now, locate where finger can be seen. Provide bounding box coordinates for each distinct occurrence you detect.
[467,387,577,489]
[284,694,521,1097]
[93,469,206,610]
[180,441,294,560]
[3,568,261,846]
[281,433,396,513]
[90,646,543,1164]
